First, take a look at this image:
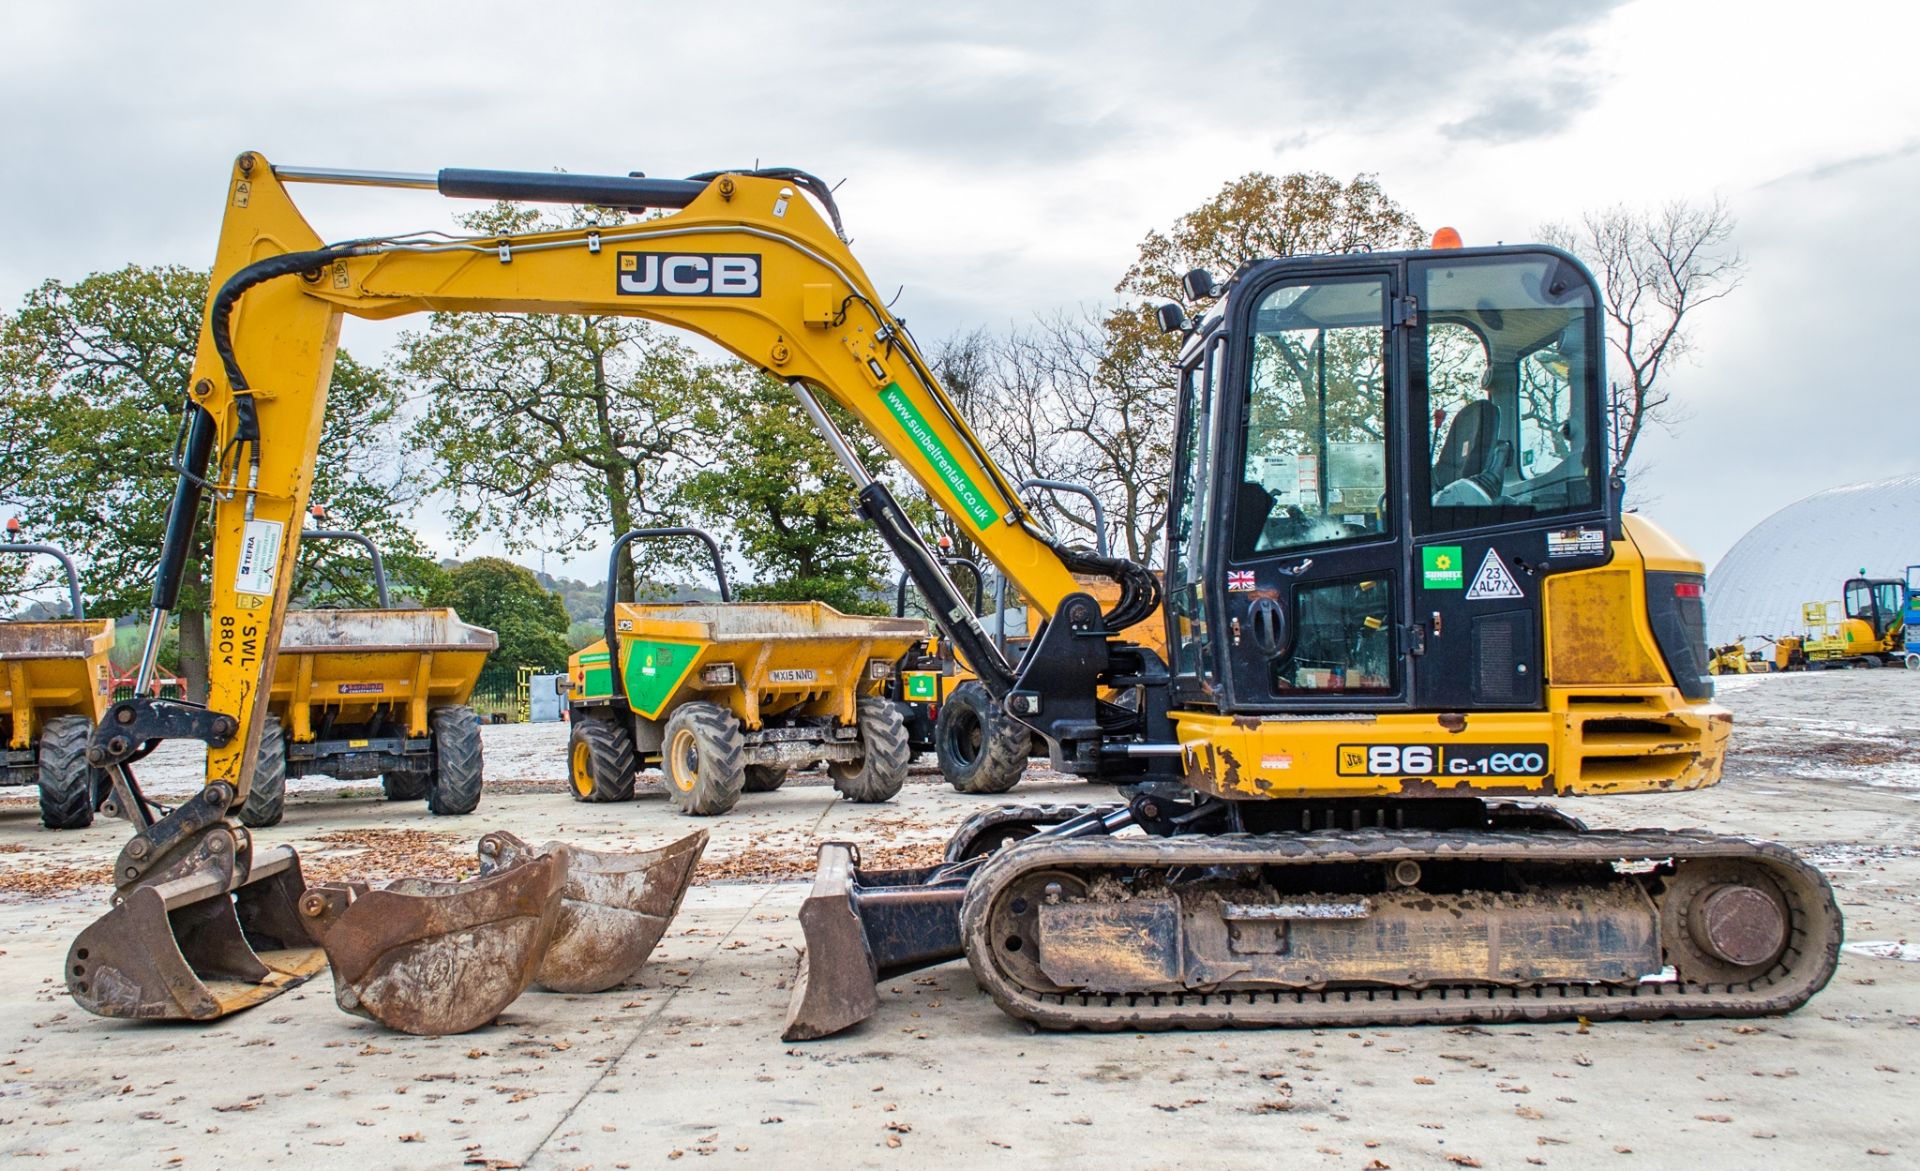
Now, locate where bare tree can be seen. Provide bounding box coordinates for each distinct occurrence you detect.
[1541,199,1745,479]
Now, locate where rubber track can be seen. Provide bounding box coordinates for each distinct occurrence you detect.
[959,829,1842,1031]
[427,705,485,815]
[943,803,1122,863]
[831,697,911,803]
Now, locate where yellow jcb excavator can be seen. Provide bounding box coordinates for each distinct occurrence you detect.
[67,152,1838,1040]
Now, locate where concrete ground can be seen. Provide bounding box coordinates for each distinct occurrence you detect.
[1,670,1916,1169]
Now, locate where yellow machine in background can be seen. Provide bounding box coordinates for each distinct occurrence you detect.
[0,536,111,828]
[566,525,923,814]
[66,154,1838,1041]
[1708,640,1771,675]
[1783,578,1907,669]
[238,524,496,827]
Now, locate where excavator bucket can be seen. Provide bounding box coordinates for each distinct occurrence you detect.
[476,829,708,994]
[68,839,325,1020]
[783,843,969,1041]
[68,785,328,1021]
[299,849,565,1036]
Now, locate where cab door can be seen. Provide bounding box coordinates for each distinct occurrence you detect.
[1212,268,1413,711]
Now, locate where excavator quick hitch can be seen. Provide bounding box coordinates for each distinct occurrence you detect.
[67,783,327,1020]
[477,829,708,994]
[300,849,566,1036]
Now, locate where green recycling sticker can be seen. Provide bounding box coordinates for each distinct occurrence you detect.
[1422,546,1465,590]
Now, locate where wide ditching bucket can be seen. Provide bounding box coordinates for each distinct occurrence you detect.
[300,850,566,1036]
[478,829,708,994]
[68,785,327,1021]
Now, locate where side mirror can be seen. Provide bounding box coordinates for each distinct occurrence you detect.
[1154,303,1186,334]
[1181,268,1217,301]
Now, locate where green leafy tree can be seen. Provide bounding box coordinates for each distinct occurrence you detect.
[679,370,888,614]
[396,203,729,602]
[0,265,429,697]
[430,557,571,670]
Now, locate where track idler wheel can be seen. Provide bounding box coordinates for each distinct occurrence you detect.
[477,829,707,993]
[300,851,565,1035]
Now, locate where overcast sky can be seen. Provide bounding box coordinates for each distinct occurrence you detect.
[5,0,1916,577]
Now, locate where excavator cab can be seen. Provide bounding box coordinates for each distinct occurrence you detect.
[1168,248,1613,722]
[1842,576,1905,646]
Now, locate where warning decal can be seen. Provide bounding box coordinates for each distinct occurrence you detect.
[234,519,284,597]
[1464,548,1524,600]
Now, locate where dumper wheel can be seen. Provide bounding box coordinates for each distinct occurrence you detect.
[238,715,288,828]
[937,681,1029,794]
[381,772,428,801]
[427,705,485,816]
[743,764,790,792]
[36,716,94,830]
[829,697,911,804]
[569,716,637,802]
[661,703,746,816]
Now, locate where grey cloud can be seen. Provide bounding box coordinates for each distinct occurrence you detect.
[1756,138,1920,188]
[1440,77,1599,144]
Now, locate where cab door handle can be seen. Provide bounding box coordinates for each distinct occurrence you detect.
[1248,597,1290,659]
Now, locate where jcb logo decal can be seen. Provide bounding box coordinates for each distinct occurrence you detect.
[617,252,760,297]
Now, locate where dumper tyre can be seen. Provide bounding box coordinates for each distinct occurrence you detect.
[937,681,1029,794]
[662,703,746,816]
[238,715,288,828]
[427,705,485,816]
[36,716,94,830]
[569,715,637,802]
[743,764,790,792]
[381,771,429,801]
[829,697,911,804]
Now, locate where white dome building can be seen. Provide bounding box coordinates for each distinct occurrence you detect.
[1706,474,1920,645]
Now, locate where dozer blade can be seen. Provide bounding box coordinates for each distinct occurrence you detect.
[69,785,326,1021]
[782,843,969,1042]
[477,829,708,994]
[299,849,565,1036]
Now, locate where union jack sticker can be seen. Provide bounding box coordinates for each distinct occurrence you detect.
[1226,570,1257,592]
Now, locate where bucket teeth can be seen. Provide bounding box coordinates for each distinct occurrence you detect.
[478,829,708,994]
[300,850,566,1036]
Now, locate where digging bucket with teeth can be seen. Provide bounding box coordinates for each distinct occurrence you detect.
[300,848,566,1036]
[477,829,708,994]
[68,782,327,1021]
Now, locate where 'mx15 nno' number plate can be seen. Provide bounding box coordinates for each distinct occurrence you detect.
[1336,743,1549,777]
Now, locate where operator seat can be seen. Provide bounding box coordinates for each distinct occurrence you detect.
[1234,480,1277,555]
[1431,399,1511,505]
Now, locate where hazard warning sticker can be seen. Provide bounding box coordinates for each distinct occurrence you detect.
[1464,548,1524,600]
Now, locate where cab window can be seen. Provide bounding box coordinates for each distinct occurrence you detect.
[1235,275,1390,559]
[1414,254,1602,533]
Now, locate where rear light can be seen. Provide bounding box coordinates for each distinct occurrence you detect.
[1673,581,1703,599]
